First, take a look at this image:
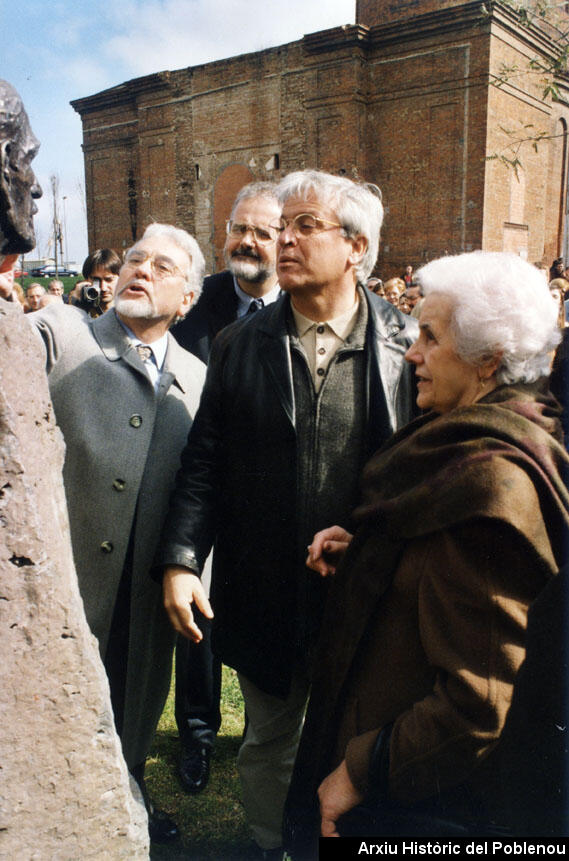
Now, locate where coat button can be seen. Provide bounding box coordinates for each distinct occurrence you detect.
[100,541,113,554]
[129,414,142,428]
[113,479,126,491]
[316,325,325,334]
[317,367,325,377]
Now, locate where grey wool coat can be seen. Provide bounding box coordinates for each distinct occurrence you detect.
[30,304,206,768]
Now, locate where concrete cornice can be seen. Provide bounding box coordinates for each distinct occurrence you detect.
[359,0,567,61]
[71,71,172,115]
[303,24,371,54]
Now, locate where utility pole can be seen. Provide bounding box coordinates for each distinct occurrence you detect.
[51,175,59,277]
[62,195,69,267]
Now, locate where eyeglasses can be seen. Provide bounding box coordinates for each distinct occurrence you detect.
[276,213,344,238]
[225,221,280,245]
[123,248,186,280]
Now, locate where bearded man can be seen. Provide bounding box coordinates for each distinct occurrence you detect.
[30,222,207,844]
[172,181,281,360]
[170,181,282,796]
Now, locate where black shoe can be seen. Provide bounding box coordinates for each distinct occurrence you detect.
[179,743,211,794]
[148,804,179,844]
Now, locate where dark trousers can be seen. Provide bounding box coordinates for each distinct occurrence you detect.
[174,611,222,749]
[104,542,133,743]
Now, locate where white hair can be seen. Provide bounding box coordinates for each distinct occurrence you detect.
[275,170,383,283]
[416,251,560,384]
[141,222,205,300]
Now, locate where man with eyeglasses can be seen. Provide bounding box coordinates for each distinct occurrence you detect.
[29,223,207,845]
[169,180,281,798]
[173,181,281,361]
[157,170,418,858]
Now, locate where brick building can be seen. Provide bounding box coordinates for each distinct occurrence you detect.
[71,0,569,276]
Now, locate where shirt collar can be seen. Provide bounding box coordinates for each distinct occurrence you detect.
[117,316,169,370]
[291,295,360,340]
[233,276,281,317]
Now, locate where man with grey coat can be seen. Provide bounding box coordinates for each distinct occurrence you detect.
[29,222,208,844]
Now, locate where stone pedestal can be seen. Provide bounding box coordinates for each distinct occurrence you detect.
[0,301,149,858]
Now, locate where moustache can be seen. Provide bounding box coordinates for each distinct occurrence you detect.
[231,247,261,261]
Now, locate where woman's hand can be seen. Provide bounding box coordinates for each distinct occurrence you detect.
[306,525,353,576]
[318,760,364,837]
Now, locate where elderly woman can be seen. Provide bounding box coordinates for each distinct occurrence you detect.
[284,251,569,853]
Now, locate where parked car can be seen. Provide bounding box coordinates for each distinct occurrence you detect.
[14,269,28,277]
[29,265,79,278]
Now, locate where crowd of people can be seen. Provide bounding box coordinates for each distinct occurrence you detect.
[2,87,567,855]
[364,269,422,320]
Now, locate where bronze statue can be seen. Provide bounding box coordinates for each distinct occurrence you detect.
[0,79,42,267]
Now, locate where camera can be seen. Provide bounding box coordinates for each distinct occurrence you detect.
[70,278,102,312]
[82,278,101,305]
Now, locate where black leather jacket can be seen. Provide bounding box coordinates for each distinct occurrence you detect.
[156,290,418,697]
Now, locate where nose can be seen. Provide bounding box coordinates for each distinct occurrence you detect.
[278,222,296,247]
[134,256,153,279]
[240,228,255,247]
[31,175,42,200]
[405,339,421,365]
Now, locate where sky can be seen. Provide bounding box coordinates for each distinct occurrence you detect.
[3,0,356,268]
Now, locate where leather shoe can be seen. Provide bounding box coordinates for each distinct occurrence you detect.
[147,804,179,843]
[179,743,211,793]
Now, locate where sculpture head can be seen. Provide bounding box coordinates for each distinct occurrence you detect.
[0,80,42,263]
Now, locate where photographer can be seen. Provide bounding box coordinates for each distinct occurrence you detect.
[71,248,121,316]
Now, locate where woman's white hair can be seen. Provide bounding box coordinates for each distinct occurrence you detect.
[416,250,560,384]
[141,222,205,300]
[275,170,383,284]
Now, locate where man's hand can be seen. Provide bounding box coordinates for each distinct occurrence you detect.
[318,759,364,837]
[306,525,353,577]
[163,566,213,642]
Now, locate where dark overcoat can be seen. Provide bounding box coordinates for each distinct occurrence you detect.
[156,290,418,697]
[30,304,206,767]
[172,270,237,362]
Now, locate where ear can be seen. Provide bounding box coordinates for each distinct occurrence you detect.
[348,235,367,267]
[0,140,13,213]
[480,351,503,381]
[175,289,194,320]
[0,140,10,182]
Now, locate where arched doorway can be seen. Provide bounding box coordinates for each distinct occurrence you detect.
[212,164,255,272]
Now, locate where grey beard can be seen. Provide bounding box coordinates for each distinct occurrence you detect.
[115,294,156,318]
[226,256,274,285]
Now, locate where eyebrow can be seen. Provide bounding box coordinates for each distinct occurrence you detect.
[419,322,436,337]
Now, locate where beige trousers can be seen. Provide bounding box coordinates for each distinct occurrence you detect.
[237,671,311,850]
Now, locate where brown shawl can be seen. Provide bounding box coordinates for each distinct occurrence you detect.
[285,382,569,851]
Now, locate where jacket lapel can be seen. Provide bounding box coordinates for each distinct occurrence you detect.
[92,309,188,394]
[91,309,149,381]
[257,296,295,427]
[365,291,410,440]
[162,332,198,395]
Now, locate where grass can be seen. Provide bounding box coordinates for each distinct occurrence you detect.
[18,274,79,294]
[147,665,260,860]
